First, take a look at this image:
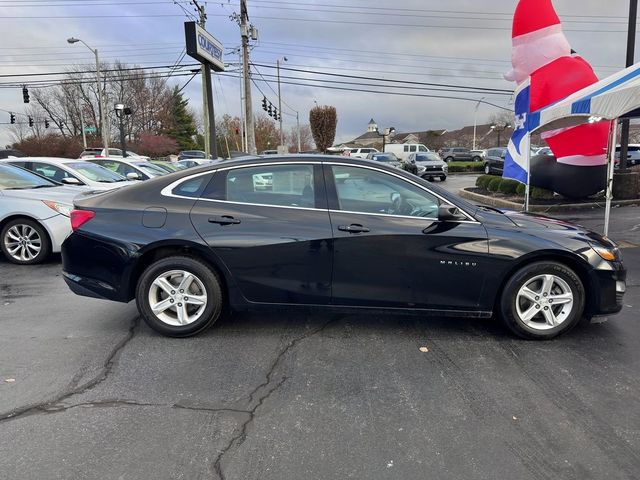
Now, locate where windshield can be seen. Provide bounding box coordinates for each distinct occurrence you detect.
[0,164,57,190]
[371,153,398,162]
[418,145,429,152]
[415,153,441,162]
[68,162,127,183]
[134,162,167,176]
[181,150,207,158]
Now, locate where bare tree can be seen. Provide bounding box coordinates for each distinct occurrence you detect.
[309,106,337,153]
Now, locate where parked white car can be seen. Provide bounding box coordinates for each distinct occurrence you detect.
[347,147,379,159]
[87,157,168,180]
[3,157,137,191]
[177,159,217,169]
[0,163,83,264]
[79,147,150,160]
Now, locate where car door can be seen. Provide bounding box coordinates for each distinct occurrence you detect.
[324,163,488,310]
[189,162,333,305]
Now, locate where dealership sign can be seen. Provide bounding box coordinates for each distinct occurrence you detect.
[184,22,225,72]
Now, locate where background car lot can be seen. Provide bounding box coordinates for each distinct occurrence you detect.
[0,196,638,478]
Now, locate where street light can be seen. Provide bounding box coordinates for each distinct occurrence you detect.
[277,56,288,151]
[376,126,396,152]
[491,123,511,148]
[472,97,485,150]
[67,37,108,154]
[114,103,131,158]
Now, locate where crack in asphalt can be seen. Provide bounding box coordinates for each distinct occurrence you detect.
[0,316,140,424]
[212,316,340,480]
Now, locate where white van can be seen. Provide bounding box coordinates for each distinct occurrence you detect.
[384,143,431,161]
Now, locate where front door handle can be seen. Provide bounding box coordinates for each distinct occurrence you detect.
[338,224,370,233]
[208,215,241,225]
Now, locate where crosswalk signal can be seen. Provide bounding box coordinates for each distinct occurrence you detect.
[10,113,15,124]
[28,116,34,127]
[22,86,30,104]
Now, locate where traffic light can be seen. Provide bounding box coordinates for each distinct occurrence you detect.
[44,119,50,129]
[262,96,267,111]
[273,108,278,120]
[28,116,33,127]
[10,113,15,124]
[22,86,29,104]
[267,104,273,116]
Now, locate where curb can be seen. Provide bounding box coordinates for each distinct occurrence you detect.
[457,187,640,213]
[448,172,483,176]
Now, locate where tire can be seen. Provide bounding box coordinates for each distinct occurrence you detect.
[440,175,447,181]
[445,156,454,163]
[473,156,482,162]
[499,261,585,340]
[484,164,491,175]
[136,255,224,337]
[1,218,51,265]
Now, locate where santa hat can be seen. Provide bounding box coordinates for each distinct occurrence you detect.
[512,0,561,39]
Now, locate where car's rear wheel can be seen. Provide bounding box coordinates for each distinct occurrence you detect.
[445,156,454,162]
[500,262,585,339]
[1,218,51,265]
[484,164,491,174]
[136,256,223,337]
[440,175,446,181]
[473,156,482,162]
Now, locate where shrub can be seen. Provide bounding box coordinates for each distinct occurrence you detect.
[477,175,495,189]
[516,183,526,196]
[498,179,519,195]
[487,177,503,192]
[448,162,485,173]
[531,187,555,200]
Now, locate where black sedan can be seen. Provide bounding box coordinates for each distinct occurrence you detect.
[484,148,507,175]
[366,152,418,175]
[61,156,626,340]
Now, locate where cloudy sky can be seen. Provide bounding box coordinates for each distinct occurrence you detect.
[0,0,637,148]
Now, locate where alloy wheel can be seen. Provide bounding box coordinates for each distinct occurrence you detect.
[147,269,208,326]
[515,274,574,330]
[4,224,42,262]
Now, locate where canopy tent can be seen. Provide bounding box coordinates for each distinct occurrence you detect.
[521,61,640,236]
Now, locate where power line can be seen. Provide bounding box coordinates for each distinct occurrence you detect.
[252,63,513,93]
[0,63,199,78]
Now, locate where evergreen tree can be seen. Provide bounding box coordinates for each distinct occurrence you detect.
[164,87,197,150]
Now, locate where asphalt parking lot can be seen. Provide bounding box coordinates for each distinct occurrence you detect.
[1,186,639,479]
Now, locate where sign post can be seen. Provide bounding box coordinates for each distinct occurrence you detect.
[185,21,225,159]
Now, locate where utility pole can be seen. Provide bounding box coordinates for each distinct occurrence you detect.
[241,0,257,154]
[296,111,301,152]
[277,57,287,150]
[619,0,637,171]
[192,0,211,157]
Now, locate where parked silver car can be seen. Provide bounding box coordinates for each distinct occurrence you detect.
[0,164,83,264]
[407,152,448,181]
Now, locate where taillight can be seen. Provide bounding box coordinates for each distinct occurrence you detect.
[70,209,95,231]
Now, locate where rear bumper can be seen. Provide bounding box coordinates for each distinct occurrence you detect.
[588,266,626,316]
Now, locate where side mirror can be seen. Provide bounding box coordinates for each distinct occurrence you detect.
[61,176,81,185]
[438,203,465,221]
[126,172,141,181]
[501,152,506,159]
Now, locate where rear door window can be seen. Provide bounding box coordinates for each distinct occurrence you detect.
[224,164,316,208]
[31,162,74,182]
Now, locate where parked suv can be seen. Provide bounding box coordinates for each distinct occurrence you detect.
[440,147,473,162]
[615,144,640,166]
[484,148,507,175]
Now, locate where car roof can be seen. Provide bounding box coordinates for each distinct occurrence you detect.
[7,156,88,165]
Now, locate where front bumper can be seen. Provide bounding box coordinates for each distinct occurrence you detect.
[588,266,627,316]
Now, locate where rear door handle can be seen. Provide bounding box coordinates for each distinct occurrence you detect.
[208,215,241,225]
[338,224,370,233]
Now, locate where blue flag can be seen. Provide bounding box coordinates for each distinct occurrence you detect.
[503,80,531,184]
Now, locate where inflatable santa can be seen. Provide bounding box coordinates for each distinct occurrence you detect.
[505,0,609,198]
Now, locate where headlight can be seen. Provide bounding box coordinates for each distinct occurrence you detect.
[43,200,73,217]
[417,165,426,173]
[590,243,620,261]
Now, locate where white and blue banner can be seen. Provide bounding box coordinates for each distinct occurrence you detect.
[503,80,531,184]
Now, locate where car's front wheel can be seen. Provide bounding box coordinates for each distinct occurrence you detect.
[484,164,491,175]
[440,175,447,181]
[136,256,223,337]
[1,218,51,265]
[500,262,585,339]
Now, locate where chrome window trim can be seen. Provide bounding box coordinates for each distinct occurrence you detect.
[160,160,480,224]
